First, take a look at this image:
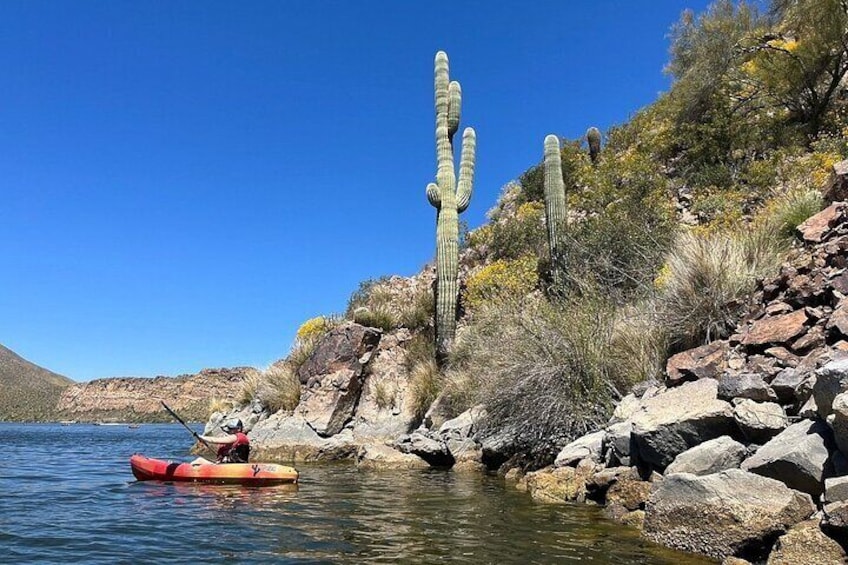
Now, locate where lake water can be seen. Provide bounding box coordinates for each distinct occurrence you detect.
[1,423,713,564]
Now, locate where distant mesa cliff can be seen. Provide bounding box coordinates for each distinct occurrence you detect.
[56,367,256,423]
[0,344,73,421]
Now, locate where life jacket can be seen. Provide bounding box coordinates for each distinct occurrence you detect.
[217,432,250,463]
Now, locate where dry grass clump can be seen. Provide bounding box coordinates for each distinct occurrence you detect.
[257,363,301,413]
[238,372,262,406]
[207,397,233,418]
[347,277,435,332]
[449,291,630,467]
[656,226,786,352]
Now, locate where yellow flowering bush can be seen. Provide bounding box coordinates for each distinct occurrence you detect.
[464,255,539,311]
[296,316,333,342]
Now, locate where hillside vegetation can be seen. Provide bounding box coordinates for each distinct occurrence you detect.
[245,0,848,467]
[0,344,73,421]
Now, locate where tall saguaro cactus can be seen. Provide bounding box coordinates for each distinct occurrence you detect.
[426,51,476,361]
[543,135,567,290]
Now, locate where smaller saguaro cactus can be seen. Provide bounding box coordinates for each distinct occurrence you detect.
[543,135,567,290]
[587,127,602,164]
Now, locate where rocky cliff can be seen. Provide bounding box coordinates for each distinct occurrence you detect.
[0,344,73,421]
[56,367,257,423]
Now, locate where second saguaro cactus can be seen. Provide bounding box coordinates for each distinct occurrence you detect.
[426,51,476,360]
[544,135,567,290]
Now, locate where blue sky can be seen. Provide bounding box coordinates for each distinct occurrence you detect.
[0,1,712,381]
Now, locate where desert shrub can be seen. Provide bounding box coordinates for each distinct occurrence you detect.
[450,291,633,467]
[345,277,390,317]
[373,381,395,410]
[257,363,301,413]
[610,301,669,384]
[656,227,786,352]
[346,276,433,332]
[487,201,547,261]
[464,254,539,311]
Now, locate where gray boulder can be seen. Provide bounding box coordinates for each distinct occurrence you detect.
[610,394,641,423]
[741,419,833,497]
[604,421,633,467]
[770,369,806,404]
[630,379,739,470]
[828,391,848,454]
[394,431,453,467]
[824,476,848,504]
[554,430,606,467]
[718,373,778,402]
[664,436,748,476]
[813,358,848,419]
[437,406,484,459]
[733,400,788,444]
[643,469,815,561]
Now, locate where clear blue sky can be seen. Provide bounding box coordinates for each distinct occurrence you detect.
[0,1,712,381]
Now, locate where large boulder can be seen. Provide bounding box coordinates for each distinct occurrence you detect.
[741,419,833,498]
[643,469,815,561]
[249,412,357,462]
[664,436,748,476]
[554,430,605,467]
[766,519,847,565]
[733,400,788,444]
[630,379,739,470]
[350,330,419,441]
[393,431,454,467]
[294,323,382,437]
[437,406,485,463]
[813,358,848,419]
[296,323,381,385]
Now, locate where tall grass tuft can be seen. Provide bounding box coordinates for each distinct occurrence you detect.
[257,363,301,413]
[657,227,786,351]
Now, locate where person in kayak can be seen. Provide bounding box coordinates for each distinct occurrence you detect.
[191,419,250,465]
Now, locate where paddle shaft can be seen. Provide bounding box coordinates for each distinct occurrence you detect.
[160,401,212,450]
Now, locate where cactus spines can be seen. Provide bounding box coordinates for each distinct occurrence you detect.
[544,135,567,290]
[426,51,476,361]
[587,127,601,164]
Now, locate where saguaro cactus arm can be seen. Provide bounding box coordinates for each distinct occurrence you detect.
[426,182,441,208]
[456,127,476,213]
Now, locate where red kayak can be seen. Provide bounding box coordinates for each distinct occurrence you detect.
[130,454,298,485]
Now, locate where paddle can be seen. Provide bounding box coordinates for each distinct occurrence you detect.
[160,401,212,450]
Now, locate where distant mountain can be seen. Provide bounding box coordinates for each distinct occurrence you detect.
[0,344,74,421]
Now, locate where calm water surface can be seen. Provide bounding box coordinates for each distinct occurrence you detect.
[1,423,713,564]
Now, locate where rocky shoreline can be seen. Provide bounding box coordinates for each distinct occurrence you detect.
[198,195,848,563]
